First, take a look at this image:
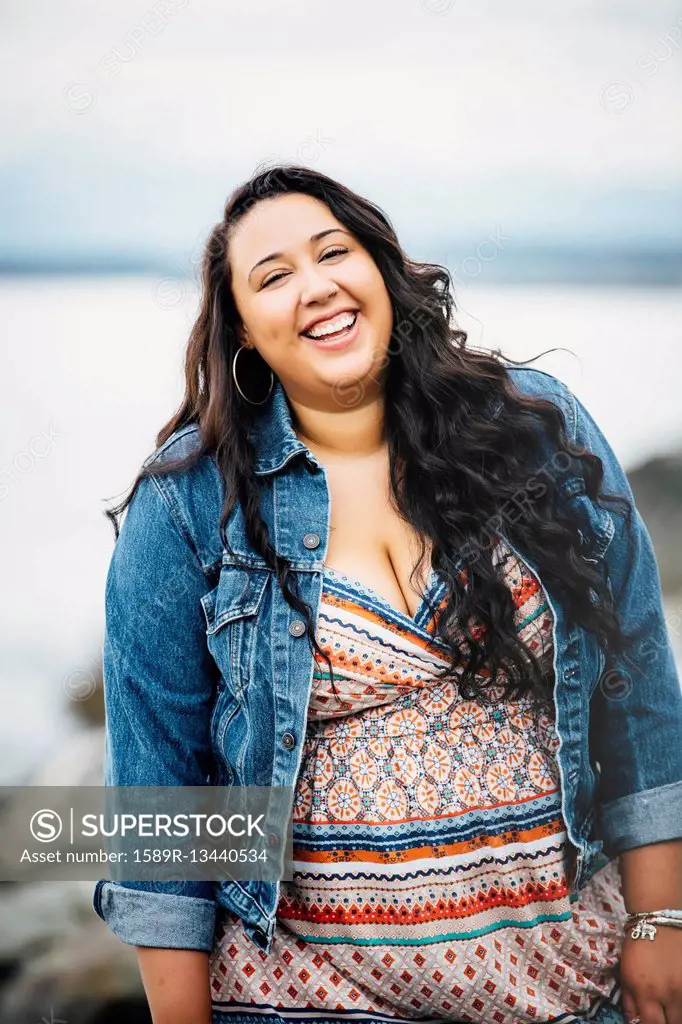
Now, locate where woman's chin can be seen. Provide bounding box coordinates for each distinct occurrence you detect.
[315,355,384,400]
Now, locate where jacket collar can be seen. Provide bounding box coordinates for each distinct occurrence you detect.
[250,368,521,475]
[249,376,321,476]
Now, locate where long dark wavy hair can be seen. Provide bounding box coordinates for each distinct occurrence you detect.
[106,162,634,706]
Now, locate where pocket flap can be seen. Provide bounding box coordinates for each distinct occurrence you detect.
[202,567,270,634]
[559,476,615,558]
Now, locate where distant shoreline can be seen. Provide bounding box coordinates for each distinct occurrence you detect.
[1,246,682,286]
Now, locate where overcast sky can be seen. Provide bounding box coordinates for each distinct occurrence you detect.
[1,0,681,261]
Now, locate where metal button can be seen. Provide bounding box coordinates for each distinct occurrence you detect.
[267,832,280,849]
[289,619,306,637]
[303,532,320,549]
[282,731,296,749]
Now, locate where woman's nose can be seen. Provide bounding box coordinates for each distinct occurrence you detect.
[299,264,338,304]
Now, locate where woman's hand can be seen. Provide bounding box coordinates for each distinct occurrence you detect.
[620,928,682,1024]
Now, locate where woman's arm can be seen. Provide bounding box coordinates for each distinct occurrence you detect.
[135,947,212,1024]
[618,840,682,1022]
[569,391,682,849]
[565,389,682,1018]
[92,465,220,983]
[619,838,682,912]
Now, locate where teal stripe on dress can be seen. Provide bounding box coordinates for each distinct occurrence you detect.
[290,908,575,946]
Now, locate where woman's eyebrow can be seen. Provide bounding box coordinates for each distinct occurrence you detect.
[248,228,350,282]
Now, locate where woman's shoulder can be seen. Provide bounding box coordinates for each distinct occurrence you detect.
[137,422,225,569]
[142,422,205,469]
[502,364,577,439]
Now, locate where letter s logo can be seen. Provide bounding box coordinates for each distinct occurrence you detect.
[30,809,63,842]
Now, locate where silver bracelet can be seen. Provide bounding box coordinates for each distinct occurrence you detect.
[625,908,682,940]
[625,907,682,921]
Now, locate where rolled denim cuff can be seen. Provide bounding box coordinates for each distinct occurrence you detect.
[93,880,217,951]
[597,778,682,856]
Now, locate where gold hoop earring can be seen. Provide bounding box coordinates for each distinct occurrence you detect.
[232,345,274,405]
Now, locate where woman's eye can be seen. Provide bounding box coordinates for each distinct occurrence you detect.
[321,246,348,260]
[261,247,349,288]
[261,271,287,288]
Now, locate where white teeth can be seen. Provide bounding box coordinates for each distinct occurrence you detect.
[305,311,357,338]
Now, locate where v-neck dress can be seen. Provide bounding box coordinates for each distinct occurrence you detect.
[209,539,628,1024]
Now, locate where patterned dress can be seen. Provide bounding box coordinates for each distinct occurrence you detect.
[210,540,627,1024]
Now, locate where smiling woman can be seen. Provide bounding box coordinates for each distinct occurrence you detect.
[93,163,682,1024]
[230,196,394,401]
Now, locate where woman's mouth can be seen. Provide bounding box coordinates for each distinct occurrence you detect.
[300,311,360,351]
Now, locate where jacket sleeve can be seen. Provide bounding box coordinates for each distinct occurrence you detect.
[92,469,219,951]
[572,392,682,855]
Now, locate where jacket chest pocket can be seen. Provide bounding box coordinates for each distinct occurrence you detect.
[557,476,613,704]
[202,566,271,702]
[559,476,615,561]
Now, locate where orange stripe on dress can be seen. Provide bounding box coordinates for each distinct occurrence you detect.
[293,818,565,866]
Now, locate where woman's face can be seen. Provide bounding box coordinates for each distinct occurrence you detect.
[228,192,393,402]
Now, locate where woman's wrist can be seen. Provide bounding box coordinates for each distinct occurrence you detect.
[618,839,682,914]
[624,908,682,942]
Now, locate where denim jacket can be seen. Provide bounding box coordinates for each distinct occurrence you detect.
[93,366,682,955]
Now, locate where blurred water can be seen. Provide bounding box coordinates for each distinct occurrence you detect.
[1,276,681,783]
